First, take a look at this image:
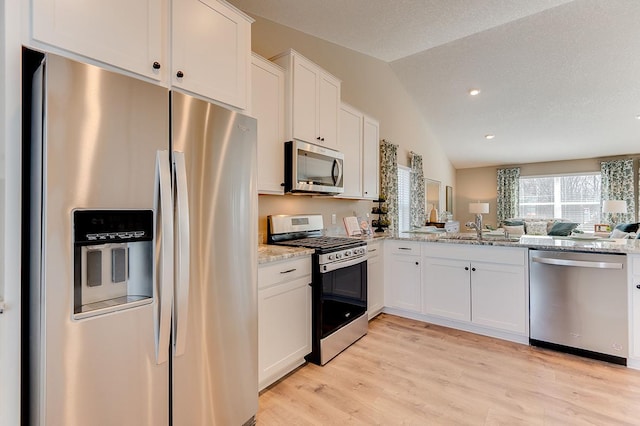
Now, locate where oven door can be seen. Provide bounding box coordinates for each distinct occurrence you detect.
[318,257,367,338]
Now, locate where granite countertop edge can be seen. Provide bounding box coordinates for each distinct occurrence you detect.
[258,244,315,264]
[385,232,640,254]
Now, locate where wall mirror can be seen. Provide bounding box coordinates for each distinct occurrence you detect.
[425,178,441,218]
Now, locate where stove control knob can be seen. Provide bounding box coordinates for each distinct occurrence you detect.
[336,253,343,259]
[328,254,334,261]
[345,250,351,257]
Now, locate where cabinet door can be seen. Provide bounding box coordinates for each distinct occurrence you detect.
[362,115,380,200]
[632,275,640,360]
[387,254,422,313]
[318,73,340,149]
[252,55,285,195]
[258,276,311,390]
[291,55,319,144]
[32,0,165,81]
[471,261,527,334]
[423,257,471,321]
[172,0,251,109]
[367,242,384,319]
[338,104,363,198]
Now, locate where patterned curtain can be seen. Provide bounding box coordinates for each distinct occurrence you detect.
[379,140,399,233]
[410,152,426,228]
[601,159,635,223]
[496,167,520,226]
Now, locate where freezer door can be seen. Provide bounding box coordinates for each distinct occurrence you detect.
[171,91,258,425]
[26,51,170,425]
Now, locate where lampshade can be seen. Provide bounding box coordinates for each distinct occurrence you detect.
[469,202,489,214]
[603,200,627,214]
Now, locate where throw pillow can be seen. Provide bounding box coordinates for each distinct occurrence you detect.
[548,221,579,236]
[503,219,525,226]
[615,222,640,233]
[610,228,631,239]
[525,221,548,236]
[503,225,525,236]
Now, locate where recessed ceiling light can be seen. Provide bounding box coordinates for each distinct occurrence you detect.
[469,89,481,96]
[484,134,495,140]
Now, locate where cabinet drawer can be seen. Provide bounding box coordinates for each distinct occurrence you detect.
[367,241,382,258]
[388,241,420,256]
[258,256,311,289]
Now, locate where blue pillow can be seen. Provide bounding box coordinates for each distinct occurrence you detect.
[548,221,579,236]
[615,222,640,233]
[503,219,525,226]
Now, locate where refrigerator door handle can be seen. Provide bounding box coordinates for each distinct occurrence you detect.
[155,150,174,365]
[173,151,190,357]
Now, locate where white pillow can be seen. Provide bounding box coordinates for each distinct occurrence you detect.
[610,228,631,239]
[503,225,525,236]
[526,221,548,236]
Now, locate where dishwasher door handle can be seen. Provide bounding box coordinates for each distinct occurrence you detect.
[532,256,623,269]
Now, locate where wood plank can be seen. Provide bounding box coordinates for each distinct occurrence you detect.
[258,313,640,425]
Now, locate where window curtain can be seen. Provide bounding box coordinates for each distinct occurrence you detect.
[379,140,399,233]
[409,152,426,228]
[496,167,520,226]
[601,159,635,223]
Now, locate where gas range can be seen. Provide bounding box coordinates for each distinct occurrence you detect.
[267,215,367,265]
[267,214,369,365]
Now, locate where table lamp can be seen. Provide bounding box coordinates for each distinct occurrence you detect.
[603,200,627,229]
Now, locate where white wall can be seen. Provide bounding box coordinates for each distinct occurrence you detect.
[0,0,23,423]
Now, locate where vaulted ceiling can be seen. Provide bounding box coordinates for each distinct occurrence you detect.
[228,0,640,169]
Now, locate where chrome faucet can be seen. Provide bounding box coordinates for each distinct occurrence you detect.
[465,214,483,240]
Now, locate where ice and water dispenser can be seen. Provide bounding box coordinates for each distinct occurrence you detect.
[73,210,154,319]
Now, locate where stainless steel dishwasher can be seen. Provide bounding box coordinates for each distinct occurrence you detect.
[529,249,628,365]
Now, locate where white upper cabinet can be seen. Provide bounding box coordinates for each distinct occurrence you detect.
[31,0,167,81]
[337,103,380,200]
[271,49,341,150]
[338,103,363,198]
[251,53,285,195]
[362,115,380,200]
[172,0,252,109]
[30,0,252,109]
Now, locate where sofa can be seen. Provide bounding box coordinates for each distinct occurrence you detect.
[501,218,579,237]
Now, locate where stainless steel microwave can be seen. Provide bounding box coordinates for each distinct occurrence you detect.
[284,139,344,195]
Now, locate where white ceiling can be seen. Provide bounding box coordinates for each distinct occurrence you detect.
[228,0,640,169]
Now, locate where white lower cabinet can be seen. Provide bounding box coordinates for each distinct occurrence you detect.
[421,244,528,338]
[627,255,640,369]
[470,261,527,333]
[258,256,311,390]
[384,241,422,313]
[422,257,471,321]
[367,241,384,319]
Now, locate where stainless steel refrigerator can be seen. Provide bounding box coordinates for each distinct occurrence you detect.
[22,48,258,425]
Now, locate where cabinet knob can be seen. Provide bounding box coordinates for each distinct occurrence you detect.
[176,70,184,78]
[636,284,640,289]
[152,61,161,70]
[316,137,321,141]
[280,183,285,187]
[320,137,325,141]
[472,267,476,272]
[464,266,469,271]
[415,261,419,266]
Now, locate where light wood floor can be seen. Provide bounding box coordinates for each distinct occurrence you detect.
[257,313,640,425]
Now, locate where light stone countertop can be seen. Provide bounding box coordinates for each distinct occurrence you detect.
[386,232,640,254]
[258,244,314,264]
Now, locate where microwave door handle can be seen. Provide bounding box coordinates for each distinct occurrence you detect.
[332,159,343,185]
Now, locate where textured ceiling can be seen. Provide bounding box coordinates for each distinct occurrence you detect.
[228,0,640,169]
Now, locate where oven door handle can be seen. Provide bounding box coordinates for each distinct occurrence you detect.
[320,255,368,273]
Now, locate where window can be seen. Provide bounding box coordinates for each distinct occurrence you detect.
[518,173,601,230]
[397,165,411,232]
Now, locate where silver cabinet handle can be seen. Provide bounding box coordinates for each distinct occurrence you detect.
[155,150,174,365]
[369,248,377,252]
[173,151,190,357]
[532,256,623,269]
[398,247,412,251]
[280,268,297,274]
